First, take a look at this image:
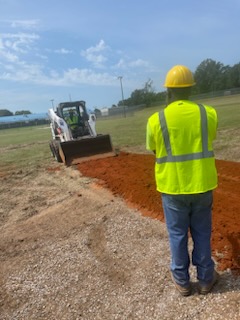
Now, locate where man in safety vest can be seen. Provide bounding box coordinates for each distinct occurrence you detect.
[66,109,79,130]
[66,108,84,139]
[146,65,219,296]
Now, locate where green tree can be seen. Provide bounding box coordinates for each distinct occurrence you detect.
[115,59,240,107]
[15,110,31,115]
[128,89,145,106]
[155,91,167,104]
[94,108,102,117]
[228,62,240,88]
[123,79,156,107]
[0,109,13,117]
[194,59,227,93]
[143,79,156,107]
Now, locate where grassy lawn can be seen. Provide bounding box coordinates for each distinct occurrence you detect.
[0,125,52,170]
[0,95,239,170]
[0,126,51,148]
[96,95,240,146]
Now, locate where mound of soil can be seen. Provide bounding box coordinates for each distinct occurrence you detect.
[78,152,240,274]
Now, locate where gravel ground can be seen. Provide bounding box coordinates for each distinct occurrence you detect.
[0,165,239,320]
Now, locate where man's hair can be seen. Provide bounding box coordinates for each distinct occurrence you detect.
[168,87,192,100]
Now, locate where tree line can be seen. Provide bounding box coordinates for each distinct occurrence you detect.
[1,58,240,116]
[117,59,240,108]
[0,109,31,117]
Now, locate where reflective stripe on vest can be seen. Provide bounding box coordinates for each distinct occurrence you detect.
[156,104,214,164]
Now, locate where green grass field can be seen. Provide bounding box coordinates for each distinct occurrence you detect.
[96,95,240,146]
[0,95,239,170]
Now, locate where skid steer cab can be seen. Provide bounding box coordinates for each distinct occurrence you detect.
[48,100,115,166]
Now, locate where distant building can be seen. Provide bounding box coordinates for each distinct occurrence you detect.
[101,108,109,116]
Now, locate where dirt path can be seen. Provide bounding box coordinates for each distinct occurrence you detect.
[78,152,240,274]
[0,153,239,319]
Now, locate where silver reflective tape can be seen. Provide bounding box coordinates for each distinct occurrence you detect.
[157,104,214,164]
[159,110,172,156]
[198,103,208,157]
[156,150,214,164]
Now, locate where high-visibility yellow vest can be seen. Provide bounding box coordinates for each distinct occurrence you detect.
[66,115,79,129]
[146,100,218,194]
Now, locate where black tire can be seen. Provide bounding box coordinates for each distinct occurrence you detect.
[49,140,63,163]
[49,141,55,158]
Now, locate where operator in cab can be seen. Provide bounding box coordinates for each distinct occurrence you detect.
[66,109,79,130]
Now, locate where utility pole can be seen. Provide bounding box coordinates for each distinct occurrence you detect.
[118,76,126,118]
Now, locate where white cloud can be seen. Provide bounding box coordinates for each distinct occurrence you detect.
[113,58,151,70]
[54,48,73,54]
[62,68,115,86]
[35,53,48,60]
[114,58,126,69]
[129,59,150,68]
[9,19,40,30]
[0,49,19,62]
[0,60,116,87]
[1,61,43,82]
[81,39,108,68]
[0,33,115,87]
[0,31,154,92]
[0,32,39,54]
[88,39,107,52]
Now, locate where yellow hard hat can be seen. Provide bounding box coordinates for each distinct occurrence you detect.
[164,65,196,88]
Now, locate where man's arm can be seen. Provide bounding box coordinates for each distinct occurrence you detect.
[146,121,156,154]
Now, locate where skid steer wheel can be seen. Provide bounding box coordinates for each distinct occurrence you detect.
[49,140,63,163]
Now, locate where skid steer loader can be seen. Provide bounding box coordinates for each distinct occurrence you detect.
[48,100,115,166]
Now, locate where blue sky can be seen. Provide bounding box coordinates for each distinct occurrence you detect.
[0,0,240,113]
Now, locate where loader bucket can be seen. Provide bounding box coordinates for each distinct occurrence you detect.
[59,134,115,166]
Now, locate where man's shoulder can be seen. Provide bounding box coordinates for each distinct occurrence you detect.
[148,111,160,121]
[200,103,217,115]
[197,103,218,123]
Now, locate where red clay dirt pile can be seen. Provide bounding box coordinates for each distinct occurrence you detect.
[78,152,240,275]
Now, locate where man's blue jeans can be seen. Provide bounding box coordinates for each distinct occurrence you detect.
[161,191,215,287]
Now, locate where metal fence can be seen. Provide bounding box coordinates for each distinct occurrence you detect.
[151,87,240,107]
[190,87,240,101]
[0,118,49,130]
